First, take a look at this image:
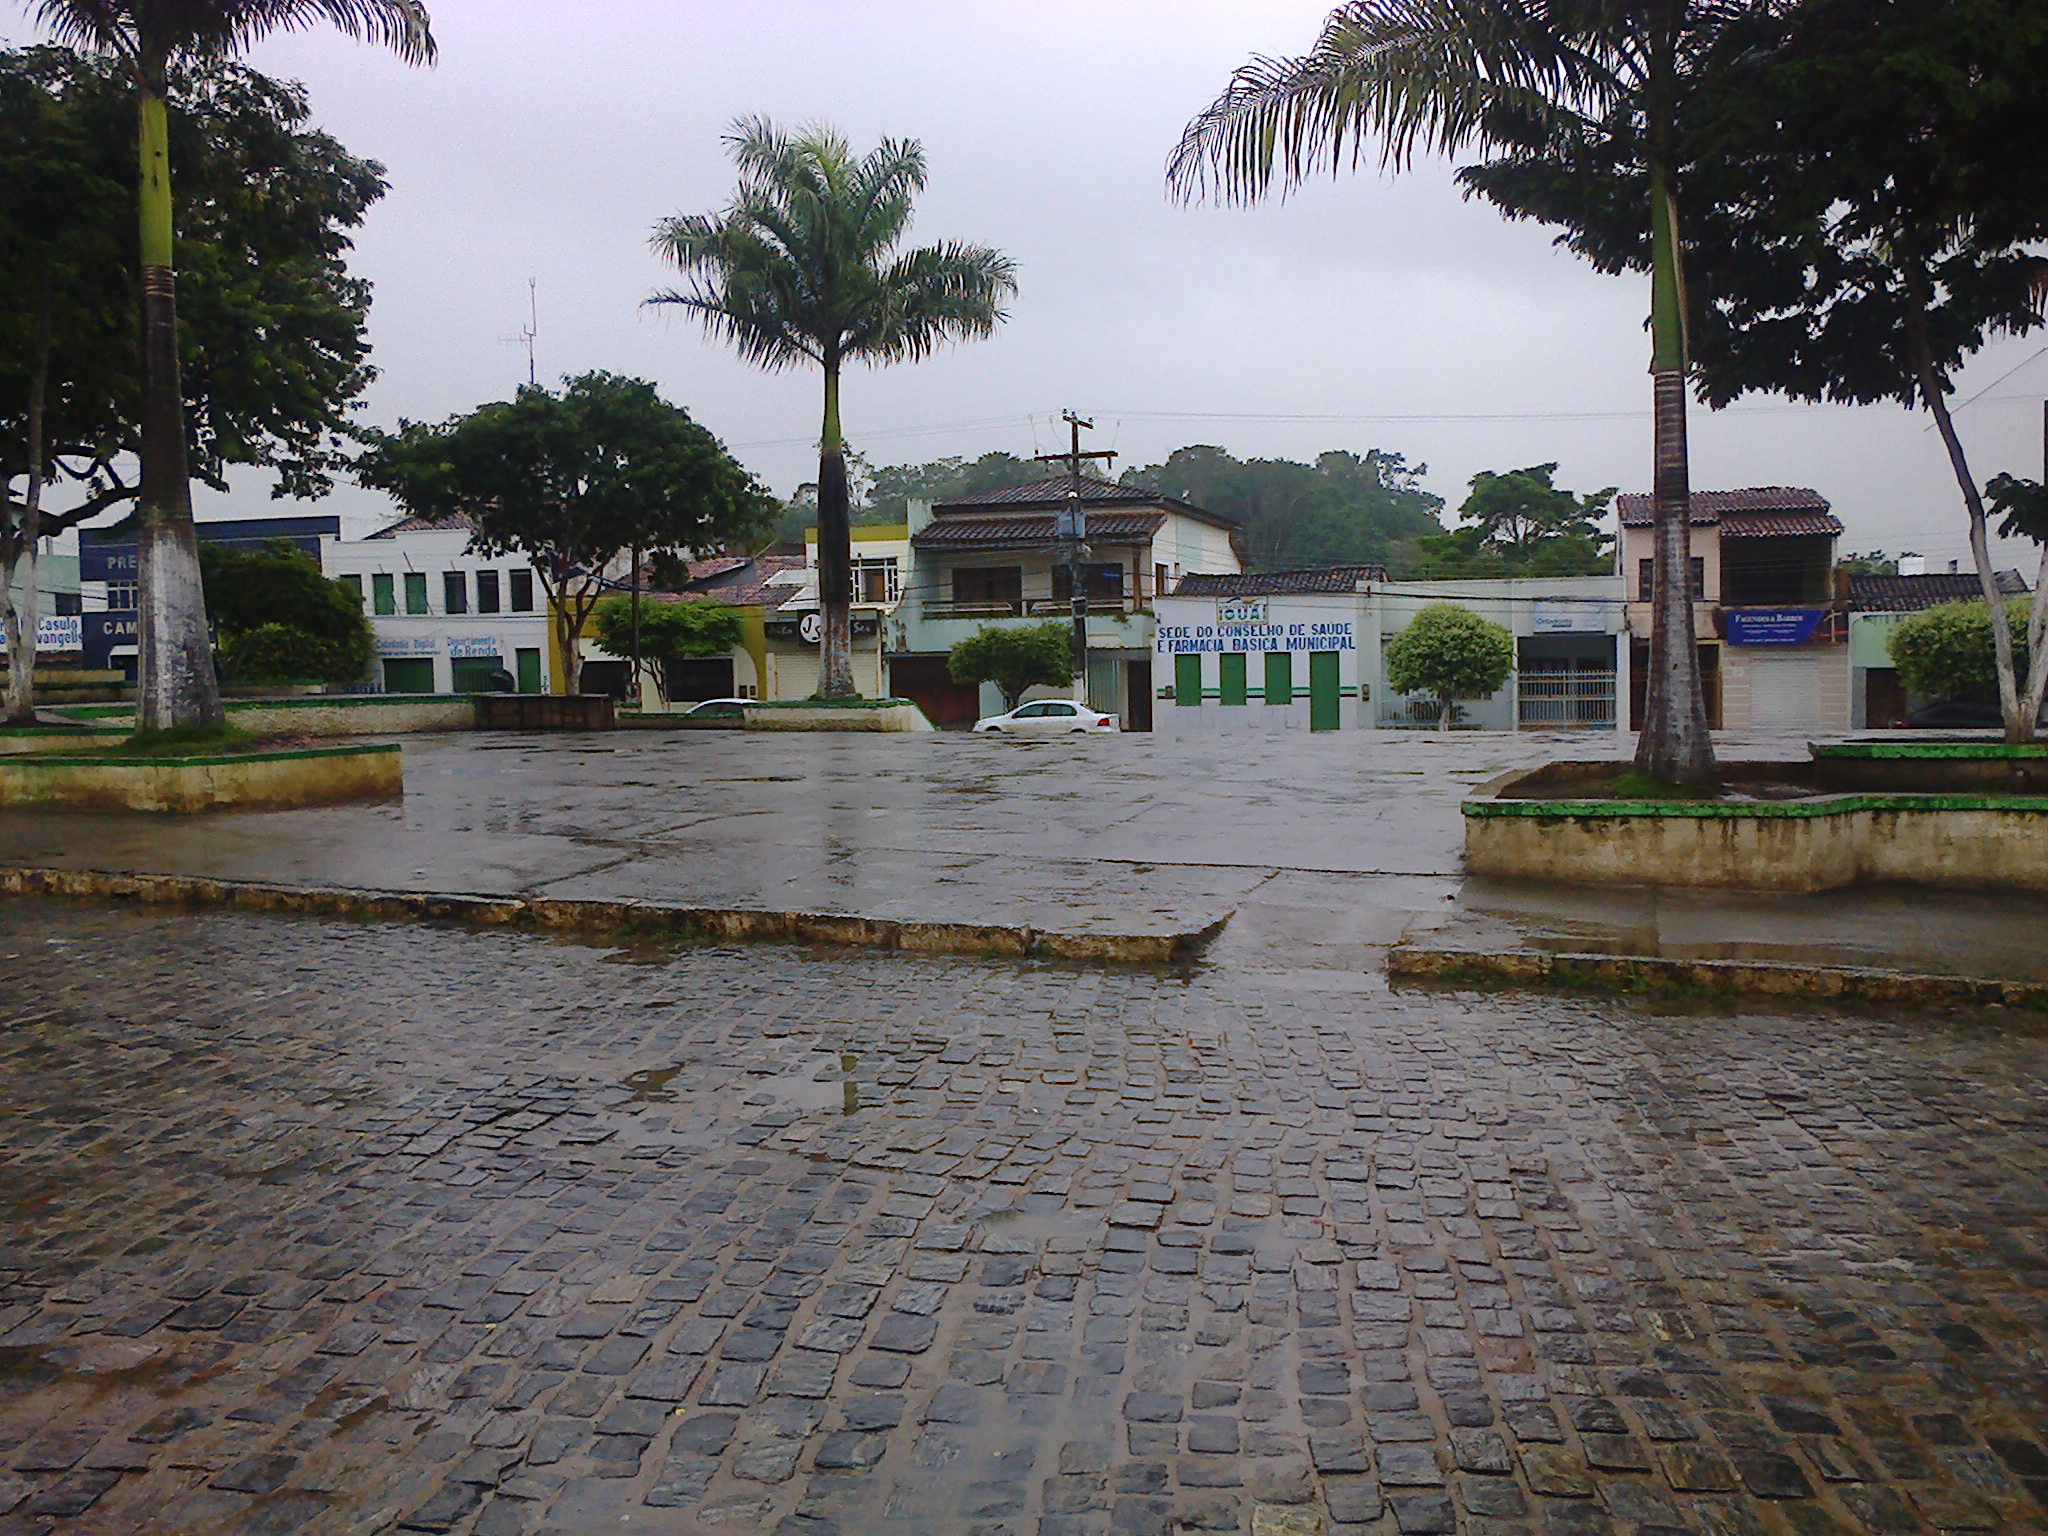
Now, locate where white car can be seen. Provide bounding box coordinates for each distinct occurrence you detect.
[974,700,1120,734]
[677,697,752,719]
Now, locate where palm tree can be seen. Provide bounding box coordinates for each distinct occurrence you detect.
[29,1,435,731]
[651,116,1016,700]
[1170,0,1747,785]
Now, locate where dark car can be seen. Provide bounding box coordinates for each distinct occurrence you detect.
[1899,699,2004,729]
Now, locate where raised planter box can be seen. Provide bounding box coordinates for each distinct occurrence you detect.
[1466,757,2048,892]
[1812,739,2048,794]
[0,724,130,756]
[743,698,934,733]
[0,743,401,813]
[56,694,481,737]
[475,693,616,731]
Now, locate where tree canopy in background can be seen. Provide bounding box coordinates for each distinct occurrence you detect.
[1889,599,2036,705]
[947,620,1074,710]
[0,47,388,531]
[591,596,742,667]
[1384,603,1515,730]
[862,451,1043,525]
[356,372,774,695]
[1119,445,1443,572]
[199,537,371,684]
[1409,463,1614,579]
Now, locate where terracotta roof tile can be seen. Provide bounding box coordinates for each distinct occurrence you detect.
[911,511,1168,549]
[1616,487,1834,526]
[1173,565,1387,596]
[366,511,475,540]
[934,477,1165,509]
[1849,570,2029,611]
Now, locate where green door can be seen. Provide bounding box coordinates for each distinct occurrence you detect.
[1218,652,1246,706]
[1264,651,1293,705]
[383,657,433,693]
[515,647,543,694]
[1174,653,1203,707]
[451,656,503,693]
[1309,650,1341,732]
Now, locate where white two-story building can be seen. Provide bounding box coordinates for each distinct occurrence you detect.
[321,514,555,694]
[888,478,1245,727]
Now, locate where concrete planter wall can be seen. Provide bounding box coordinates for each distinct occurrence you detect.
[1811,740,2048,794]
[0,726,129,756]
[0,743,402,813]
[474,694,616,731]
[1466,757,2048,892]
[743,699,934,733]
[57,694,479,737]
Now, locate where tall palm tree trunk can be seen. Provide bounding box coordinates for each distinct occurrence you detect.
[1633,175,1716,785]
[134,83,224,732]
[815,360,855,698]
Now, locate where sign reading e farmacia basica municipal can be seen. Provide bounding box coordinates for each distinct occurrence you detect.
[1157,596,1356,655]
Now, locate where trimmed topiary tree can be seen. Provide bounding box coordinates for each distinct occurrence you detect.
[1385,603,1515,730]
[1888,598,2035,705]
[947,621,1074,712]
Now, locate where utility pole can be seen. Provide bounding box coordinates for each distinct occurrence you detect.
[630,541,642,710]
[1035,410,1116,702]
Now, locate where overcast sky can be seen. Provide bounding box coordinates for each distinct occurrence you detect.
[16,0,2048,567]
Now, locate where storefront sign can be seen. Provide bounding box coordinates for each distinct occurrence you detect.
[447,635,504,658]
[1216,597,1268,626]
[1530,599,1618,634]
[763,612,879,643]
[1726,608,1826,646]
[77,540,138,584]
[1157,619,1356,655]
[80,611,136,668]
[376,635,439,657]
[35,614,82,652]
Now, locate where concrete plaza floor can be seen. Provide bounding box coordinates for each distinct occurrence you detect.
[2,901,2046,1536]
[0,729,2041,980]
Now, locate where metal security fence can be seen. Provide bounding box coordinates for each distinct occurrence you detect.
[1517,668,1617,728]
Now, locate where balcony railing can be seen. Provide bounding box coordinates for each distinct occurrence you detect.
[921,597,1144,620]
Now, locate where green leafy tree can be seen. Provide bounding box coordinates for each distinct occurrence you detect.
[1121,445,1443,571]
[1411,463,1614,578]
[1385,603,1515,729]
[1888,599,2036,707]
[1168,0,1768,785]
[356,372,773,696]
[947,621,1074,711]
[1838,551,1903,578]
[199,538,370,684]
[1,49,384,721]
[591,595,742,697]
[1668,0,2048,739]
[25,0,435,733]
[651,116,1016,699]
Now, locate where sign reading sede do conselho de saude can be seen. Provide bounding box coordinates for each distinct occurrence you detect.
[1156,597,1356,655]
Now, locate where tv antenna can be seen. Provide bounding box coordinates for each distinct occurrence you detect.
[501,277,538,386]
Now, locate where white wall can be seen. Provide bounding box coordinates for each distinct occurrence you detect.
[322,530,553,692]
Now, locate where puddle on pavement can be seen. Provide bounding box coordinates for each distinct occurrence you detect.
[971,1198,1102,1246]
[746,1051,860,1115]
[622,1062,687,1103]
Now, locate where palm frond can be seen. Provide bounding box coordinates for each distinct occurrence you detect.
[1167,0,1633,204]
[30,0,436,70]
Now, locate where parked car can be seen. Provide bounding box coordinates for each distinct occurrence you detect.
[974,699,1120,735]
[1898,699,2004,729]
[678,697,751,719]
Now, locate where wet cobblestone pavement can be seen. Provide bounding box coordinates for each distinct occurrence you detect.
[2,902,2046,1536]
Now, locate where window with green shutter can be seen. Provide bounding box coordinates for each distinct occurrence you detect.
[371,572,395,616]
[403,571,428,614]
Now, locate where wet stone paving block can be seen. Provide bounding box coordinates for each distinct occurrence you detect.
[0,902,2046,1535]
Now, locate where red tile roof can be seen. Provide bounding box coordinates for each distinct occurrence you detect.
[1716,511,1845,538]
[672,552,809,610]
[1849,570,2030,611]
[911,511,1168,550]
[1616,487,1835,528]
[1173,565,1387,596]
[932,476,1241,533]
